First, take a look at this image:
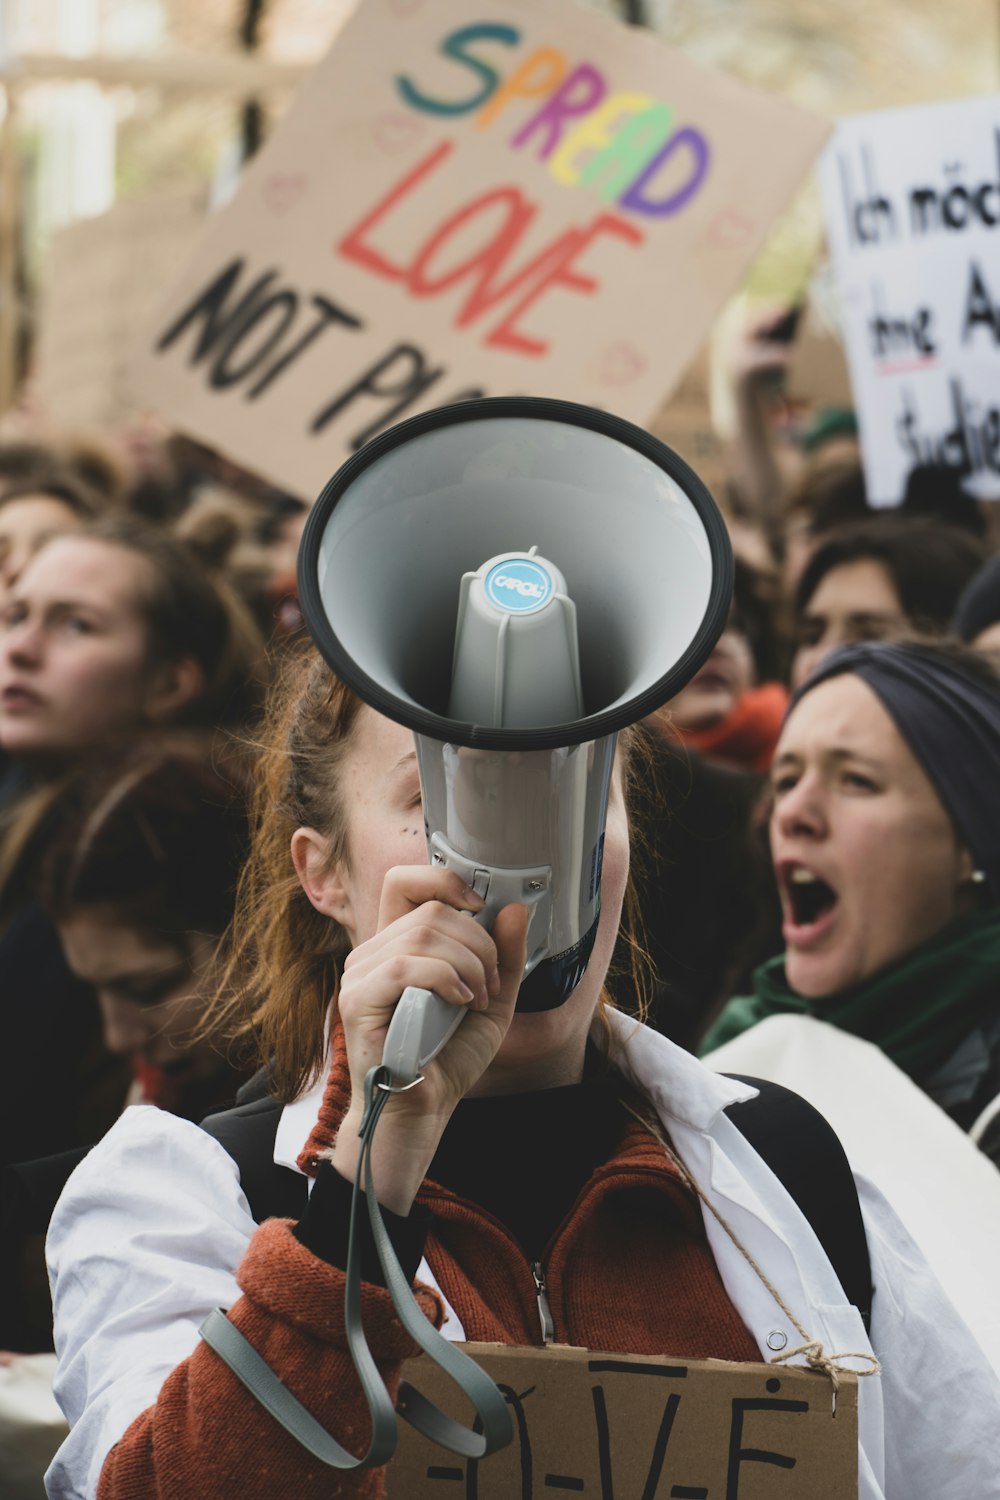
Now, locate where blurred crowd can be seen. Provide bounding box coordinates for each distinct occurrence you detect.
[1,305,999,1372]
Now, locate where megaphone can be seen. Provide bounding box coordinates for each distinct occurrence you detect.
[298,396,732,1086]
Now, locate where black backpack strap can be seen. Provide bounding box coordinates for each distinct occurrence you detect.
[201,1096,308,1223]
[234,1064,278,1105]
[723,1074,873,1333]
[1,1146,95,1350]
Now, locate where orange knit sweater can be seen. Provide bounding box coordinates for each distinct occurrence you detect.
[96,1037,758,1499]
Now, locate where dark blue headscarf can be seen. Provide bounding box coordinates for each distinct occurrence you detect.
[788,641,1000,894]
[953,554,1000,643]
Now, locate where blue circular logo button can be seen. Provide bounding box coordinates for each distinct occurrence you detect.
[484,558,554,614]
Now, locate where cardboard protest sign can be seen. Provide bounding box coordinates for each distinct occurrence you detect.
[819,96,1000,504]
[648,349,730,500]
[387,1343,858,1499]
[650,400,729,501]
[786,300,853,408]
[34,190,206,430]
[130,0,829,500]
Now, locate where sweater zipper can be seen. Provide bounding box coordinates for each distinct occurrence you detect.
[423,1165,674,1349]
[527,1161,675,1347]
[532,1261,555,1344]
[420,1183,559,1345]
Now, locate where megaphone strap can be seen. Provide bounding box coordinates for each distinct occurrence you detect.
[199,1306,397,1467]
[359,1068,514,1458]
[199,1065,512,1468]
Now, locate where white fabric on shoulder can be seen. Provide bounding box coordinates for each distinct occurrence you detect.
[46,1106,255,1500]
[857,1168,1000,1497]
[704,1012,1000,1373]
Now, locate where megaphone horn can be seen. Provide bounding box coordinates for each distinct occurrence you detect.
[298,396,733,1083]
[299,396,732,747]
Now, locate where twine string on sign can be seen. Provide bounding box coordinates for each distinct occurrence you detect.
[769,1340,880,1395]
[620,1100,882,1404]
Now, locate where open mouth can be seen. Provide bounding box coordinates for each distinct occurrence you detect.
[783,866,838,931]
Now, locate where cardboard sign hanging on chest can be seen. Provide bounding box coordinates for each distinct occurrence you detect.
[388,1343,858,1500]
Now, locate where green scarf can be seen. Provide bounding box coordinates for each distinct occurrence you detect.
[699,909,1000,1081]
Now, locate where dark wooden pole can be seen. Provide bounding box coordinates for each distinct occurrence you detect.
[238,0,268,162]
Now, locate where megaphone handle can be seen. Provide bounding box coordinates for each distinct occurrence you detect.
[381,983,468,1088]
[381,845,551,1087]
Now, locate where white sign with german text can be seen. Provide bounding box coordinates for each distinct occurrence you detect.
[819,95,1000,505]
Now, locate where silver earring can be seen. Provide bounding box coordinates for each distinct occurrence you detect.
[971,870,987,884]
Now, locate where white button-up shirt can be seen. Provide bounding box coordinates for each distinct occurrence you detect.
[46,1011,1000,1499]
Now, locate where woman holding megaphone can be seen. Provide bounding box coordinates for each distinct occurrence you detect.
[45,404,1000,1500]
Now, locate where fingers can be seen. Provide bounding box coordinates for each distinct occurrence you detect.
[338,897,529,1047]
[343,949,490,1016]
[489,903,531,1016]
[344,901,501,1003]
[376,866,484,930]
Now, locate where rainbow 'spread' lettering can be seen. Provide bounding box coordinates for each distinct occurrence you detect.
[395,22,711,219]
[336,17,711,359]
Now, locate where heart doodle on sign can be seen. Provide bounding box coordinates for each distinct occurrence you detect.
[371,112,426,154]
[706,208,756,250]
[600,342,647,385]
[263,174,307,215]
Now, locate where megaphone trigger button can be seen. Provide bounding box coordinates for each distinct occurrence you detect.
[471,869,491,899]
